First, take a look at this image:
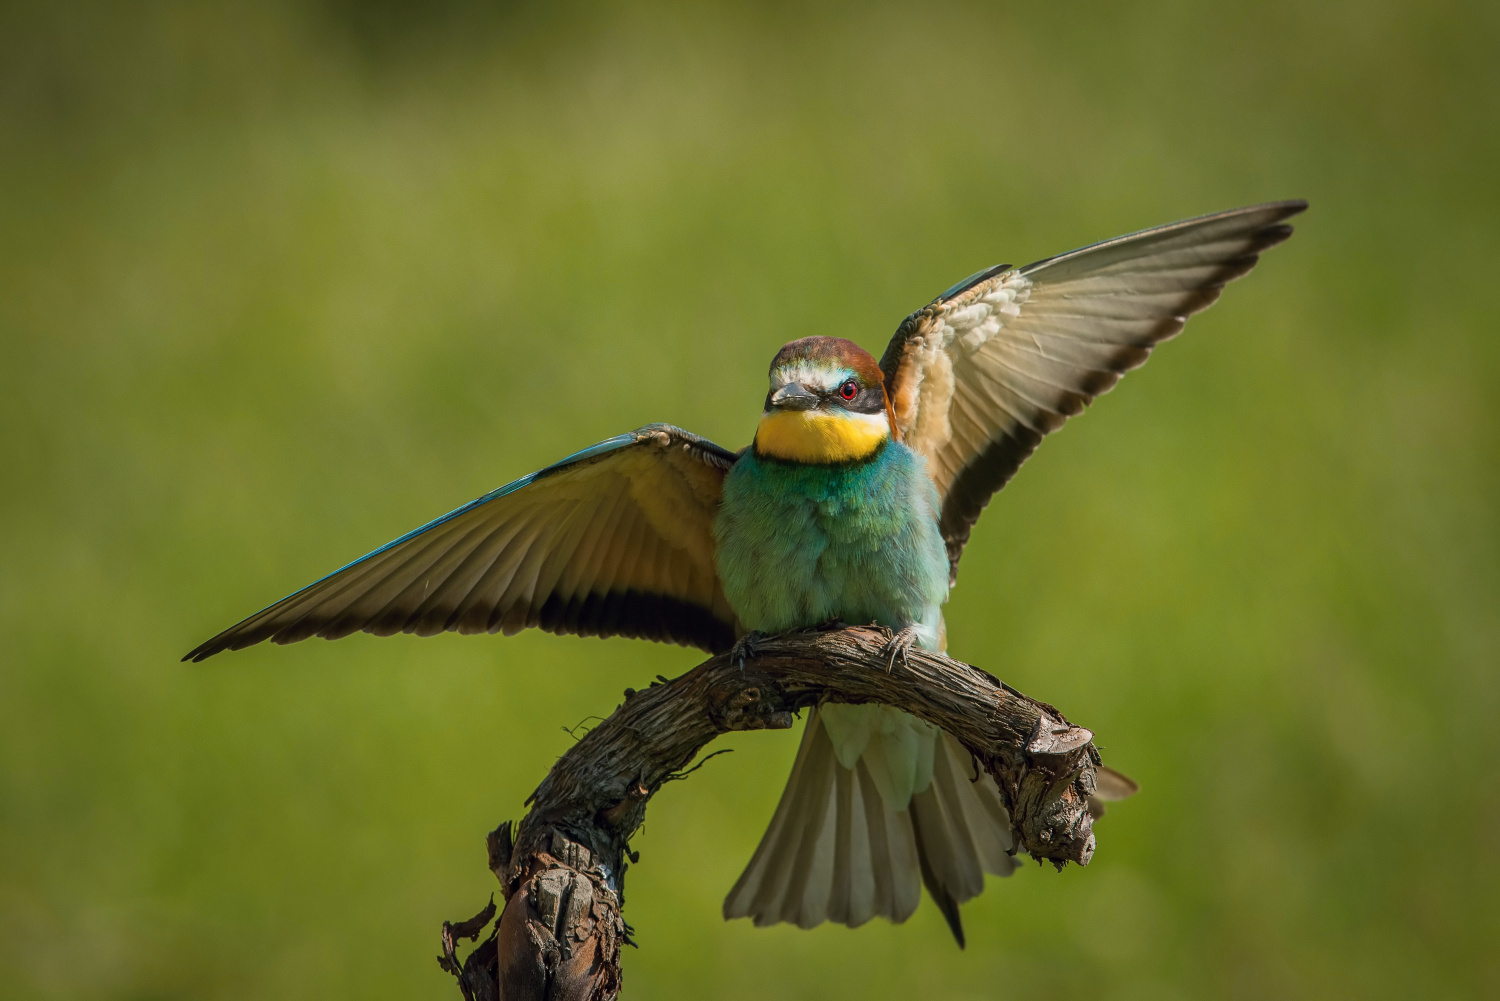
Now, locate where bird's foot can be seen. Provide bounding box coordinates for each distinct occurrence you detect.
[881,626,920,674]
[730,631,767,672]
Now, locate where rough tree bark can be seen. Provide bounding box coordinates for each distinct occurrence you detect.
[438,623,1109,1000]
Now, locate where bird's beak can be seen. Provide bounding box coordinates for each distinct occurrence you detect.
[768,383,820,411]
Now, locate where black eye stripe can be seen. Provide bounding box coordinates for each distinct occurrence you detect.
[834,386,885,414]
[764,379,885,415]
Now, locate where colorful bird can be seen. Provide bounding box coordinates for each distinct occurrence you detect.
[186,200,1306,945]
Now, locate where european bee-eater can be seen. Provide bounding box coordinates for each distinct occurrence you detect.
[187,200,1306,945]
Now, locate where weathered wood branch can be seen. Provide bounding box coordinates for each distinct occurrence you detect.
[439,623,1108,1000]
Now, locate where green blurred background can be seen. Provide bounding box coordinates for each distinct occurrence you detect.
[2,1,1497,998]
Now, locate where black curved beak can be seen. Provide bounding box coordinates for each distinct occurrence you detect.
[768,383,820,411]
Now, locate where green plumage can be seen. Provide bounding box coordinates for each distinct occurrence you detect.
[713,440,950,646]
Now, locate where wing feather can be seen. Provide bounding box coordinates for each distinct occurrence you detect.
[397,517,538,636]
[415,523,528,633]
[529,499,599,604]
[579,486,646,618]
[451,516,546,634]
[375,518,521,636]
[881,201,1306,577]
[184,425,740,660]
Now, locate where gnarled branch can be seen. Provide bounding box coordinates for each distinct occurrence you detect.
[439,624,1110,1000]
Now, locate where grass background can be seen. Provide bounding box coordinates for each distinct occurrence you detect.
[2,1,1497,998]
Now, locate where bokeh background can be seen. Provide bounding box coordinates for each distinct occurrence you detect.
[3,1,1497,998]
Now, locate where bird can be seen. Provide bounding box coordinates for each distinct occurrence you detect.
[186,200,1306,946]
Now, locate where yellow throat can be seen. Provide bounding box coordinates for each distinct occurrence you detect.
[754,409,889,464]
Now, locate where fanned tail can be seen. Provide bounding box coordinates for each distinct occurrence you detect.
[724,706,1020,943]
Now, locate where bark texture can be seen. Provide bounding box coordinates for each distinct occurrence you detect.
[439,624,1107,1000]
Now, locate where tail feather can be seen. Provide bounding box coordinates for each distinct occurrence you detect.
[909,733,1022,945]
[910,799,967,947]
[725,708,1016,940]
[725,711,838,924]
[838,749,921,924]
[780,748,839,927]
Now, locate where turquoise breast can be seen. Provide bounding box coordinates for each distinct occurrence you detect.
[713,440,950,641]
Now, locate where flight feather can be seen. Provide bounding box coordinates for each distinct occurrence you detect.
[184,425,739,661]
[879,200,1307,579]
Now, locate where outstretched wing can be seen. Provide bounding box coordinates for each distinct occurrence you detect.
[185,425,740,661]
[880,200,1306,579]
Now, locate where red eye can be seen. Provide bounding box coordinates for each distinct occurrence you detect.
[839,380,858,401]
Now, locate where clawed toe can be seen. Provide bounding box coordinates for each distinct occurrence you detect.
[881,626,919,674]
[730,631,766,671]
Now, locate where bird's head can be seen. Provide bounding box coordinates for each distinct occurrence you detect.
[754,337,895,464]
